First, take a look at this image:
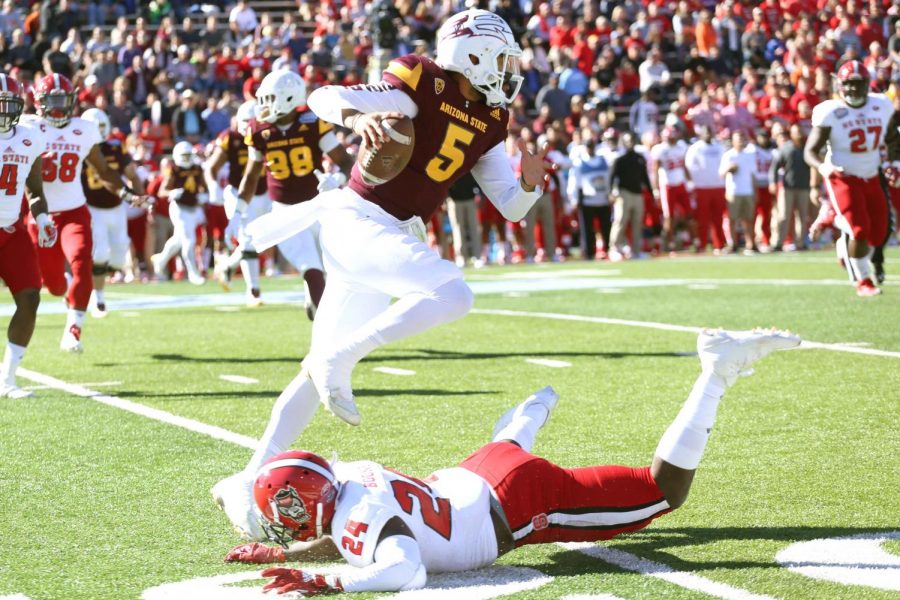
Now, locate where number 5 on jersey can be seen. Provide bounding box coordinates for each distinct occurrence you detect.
[426,123,474,183]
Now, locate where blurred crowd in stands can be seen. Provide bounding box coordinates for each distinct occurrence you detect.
[3,0,900,279]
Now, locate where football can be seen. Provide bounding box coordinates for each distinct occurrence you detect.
[356,116,415,186]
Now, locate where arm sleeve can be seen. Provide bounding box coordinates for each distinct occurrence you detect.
[318,119,340,153]
[339,535,426,593]
[306,84,419,127]
[471,142,542,222]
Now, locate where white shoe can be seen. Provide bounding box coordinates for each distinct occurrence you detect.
[150,253,165,278]
[211,471,266,541]
[187,272,206,286]
[697,328,801,386]
[60,325,84,353]
[608,249,625,262]
[246,295,263,308]
[0,383,33,399]
[305,356,360,426]
[91,303,108,319]
[492,385,559,440]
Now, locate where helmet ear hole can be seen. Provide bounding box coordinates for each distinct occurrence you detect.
[469,53,480,66]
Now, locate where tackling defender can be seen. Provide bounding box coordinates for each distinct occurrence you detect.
[212,10,548,541]
[804,60,898,297]
[225,328,800,595]
[0,74,57,397]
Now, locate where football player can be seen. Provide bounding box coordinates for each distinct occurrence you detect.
[805,60,899,297]
[205,100,271,306]
[649,126,693,253]
[213,9,548,541]
[228,70,351,316]
[0,74,58,397]
[151,141,207,285]
[27,74,143,352]
[225,329,800,595]
[81,108,145,318]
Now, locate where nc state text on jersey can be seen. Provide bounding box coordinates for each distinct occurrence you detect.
[1,152,29,164]
[439,101,488,133]
[838,116,883,129]
[47,141,82,152]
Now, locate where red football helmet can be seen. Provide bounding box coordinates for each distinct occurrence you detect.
[0,74,24,133]
[34,73,76,127]
[836,60,869,108]
[253,451,339,547]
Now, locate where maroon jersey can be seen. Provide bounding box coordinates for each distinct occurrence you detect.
[348,55,509,221]
[215,129,267,196]
[245,110,335,205]
[83,141,130,209]
[166,164,205,207]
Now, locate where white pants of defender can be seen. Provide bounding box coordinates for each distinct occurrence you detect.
[170,202,204,273]
[310,189,461,357]
[235,193,273,249]
[272,200,323,274]
[89,204,130,269]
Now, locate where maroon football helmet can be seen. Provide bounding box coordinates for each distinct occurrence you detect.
[0,74,24,133]
[836,60,870,108]
[34,73,76,127]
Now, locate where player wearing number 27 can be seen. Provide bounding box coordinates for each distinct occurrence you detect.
[26,74,144,352]
[805,60,898,297]
[226,329,800,595]
[212,9,548,541]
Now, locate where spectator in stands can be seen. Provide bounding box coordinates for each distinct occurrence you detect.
[108,89,137,134]
[720,91,756,138]
[719,131,758,254]
[559,57,588,97]
[168,44,199,91]
[229,0,258,39]
[171,88,203,144]
[44,0,79,40]
[5,28,32,70]
[446,172,482,269]
[202,96,231,141]
[0,0,22,40]
[769,124,811,252]
[639,46,671,94]
[242,66,264,103]
[535,73,569,122]
[43,35,73,77]
[695,10,717,57]
[629,86,660,140]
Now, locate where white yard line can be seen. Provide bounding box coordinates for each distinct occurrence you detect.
[373,366,417,376]
[23,380,122,391]
[561,543,776,600]
[219,375,259,385]
[471,308,900,359]
[525,358,572,368]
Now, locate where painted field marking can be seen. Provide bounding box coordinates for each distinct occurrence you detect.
[776,531,900,591]
[23,380,122,391]
[562,543,776,600]
[120,311,142,318]
[503,291,530,298]
[0,594,32,600]
[525,358,572,368]
[215,306,241,313]
[471,308,900,360]
[373,366,416,376]
[688,283,719,290]
[219,375,259,385]
[596,288,624,294]
[562,595,626,600]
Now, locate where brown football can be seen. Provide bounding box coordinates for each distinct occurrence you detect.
[356,116,415,186]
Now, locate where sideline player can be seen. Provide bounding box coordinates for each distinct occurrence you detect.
[225,328,801,595]
[81,108,145,317]
[213,9,548,540]
[805,60,897,297]
[230,70,351,317]
[27,74,143,352]
[0,74,57,397]
[205,100,270,306]
[151,141,207,285]
[650,127,693,252]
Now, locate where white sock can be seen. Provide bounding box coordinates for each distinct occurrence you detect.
[159,236,181,263]
[848,255,871,281]
[245,373,319,475]
[492,400,550,453]
[1,342,26,386]
[182,246,202,279]
[835,235,854,282]
[655,371,727,470]
[65,309,86,330]
[94,289,105,305]
[224,247,242,270]
[241,257,260,292]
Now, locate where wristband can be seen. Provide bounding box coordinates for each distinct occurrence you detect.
[36,212,51,228]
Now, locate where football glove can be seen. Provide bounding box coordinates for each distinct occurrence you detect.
[314,169,347,193]
[261,567,343,596]
[884,161,900,188]
[224,542,285,564]
[223,185,247,218]
[35,213,58,247]
[168,188,185,203]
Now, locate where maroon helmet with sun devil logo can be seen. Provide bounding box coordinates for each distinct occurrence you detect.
[253,451,339,547]
[34,73,76,128]
[835,60,870,109]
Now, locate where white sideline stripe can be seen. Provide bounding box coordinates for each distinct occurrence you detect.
[17,368,258,450]
[471,309,900,359]
[215,306,241,312]
[373,366,417,376]
[562,543,776,600]
[120,311,141,318]
[219,374,259,385]
[23,380,122,391]
[525,358,572,368]
[0,594,31,600]
[563,595,626,600]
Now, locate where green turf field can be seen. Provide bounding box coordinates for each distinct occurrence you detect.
[1,249,898,599]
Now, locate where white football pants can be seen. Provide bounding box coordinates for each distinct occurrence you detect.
[158,202,204,279]
[89,204,130,269]
[271,200,323,274]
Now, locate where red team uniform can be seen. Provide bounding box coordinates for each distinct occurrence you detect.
[650,139,692,220]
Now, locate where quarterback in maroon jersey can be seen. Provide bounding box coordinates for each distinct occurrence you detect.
[213,10,549,541]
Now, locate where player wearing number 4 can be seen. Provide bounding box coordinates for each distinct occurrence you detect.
[25,74,145,352]
[225,329,800,595]
[211,10,547,540]
[805,60,899,297]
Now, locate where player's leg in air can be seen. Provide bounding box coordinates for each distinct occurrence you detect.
[217,194,270,306]
[469,328,801,548]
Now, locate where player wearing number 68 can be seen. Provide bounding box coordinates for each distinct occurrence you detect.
[211,9,552,542]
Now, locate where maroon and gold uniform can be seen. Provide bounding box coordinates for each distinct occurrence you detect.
[215,129,266,196]
[167,164,205,206]
[83,140,130,208]
[245,112,335,205]
[347,55,509,221]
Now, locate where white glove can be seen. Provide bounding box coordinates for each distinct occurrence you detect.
[817,158,843,179]
[223,184,247,219]
[35,213,58,247]
[197,192,209,205]
[314,169,347,193]
[224,214,241,250]
[169,188,185,203]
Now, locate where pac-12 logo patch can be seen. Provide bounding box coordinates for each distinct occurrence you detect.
[531,513,549,531]
[434,78,445,95]
[73,129,82,135]
[261,129,271,140]
[835,108,849,118]
[22,139,31,146]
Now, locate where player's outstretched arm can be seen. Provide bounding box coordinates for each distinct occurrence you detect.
[471,140,546,222]
[86,144,145,204]
[25,159,57,247]
[307,84,417,150]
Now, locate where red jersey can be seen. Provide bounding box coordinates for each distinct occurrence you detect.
[166,163,205,207]
[83,141,130,209]
[348,55,508,221]
[245,110,335,205]
[215,129,267,195]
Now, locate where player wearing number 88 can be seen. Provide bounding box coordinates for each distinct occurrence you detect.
[805,60,898,297]
[26,73,146,352]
